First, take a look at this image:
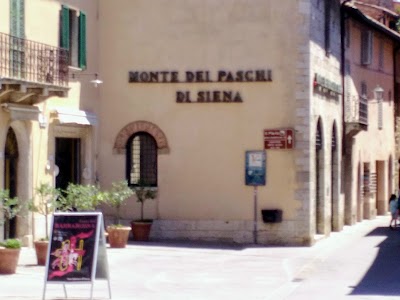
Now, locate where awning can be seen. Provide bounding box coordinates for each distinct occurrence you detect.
[52,108,97,125]
[1,103,41,121]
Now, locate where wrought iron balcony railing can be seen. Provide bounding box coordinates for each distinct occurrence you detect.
[344,94,368,126]
[0,32,69,88]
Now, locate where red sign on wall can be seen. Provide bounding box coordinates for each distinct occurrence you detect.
[264,128,294,150]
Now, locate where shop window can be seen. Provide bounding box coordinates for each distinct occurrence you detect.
[126,132,157,187]
[363,163,370,195]
[60,5,86,69]
[363,163,376,195]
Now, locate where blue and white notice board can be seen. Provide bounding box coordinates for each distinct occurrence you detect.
[245,151,266,186]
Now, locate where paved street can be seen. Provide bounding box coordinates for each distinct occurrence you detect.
[0,215,398,300]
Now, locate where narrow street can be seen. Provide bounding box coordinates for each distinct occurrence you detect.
[283,216,400,299]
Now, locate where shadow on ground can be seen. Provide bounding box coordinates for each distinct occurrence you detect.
[125,239,307,251]
[126,239,258,251]
[350,226,400,296]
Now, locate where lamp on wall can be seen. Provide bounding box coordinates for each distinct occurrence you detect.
[374,85,384,101]
[71,73,103,88]
[90,74,103,88]
[38,113,48,129]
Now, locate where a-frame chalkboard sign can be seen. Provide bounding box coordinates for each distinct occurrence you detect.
[42,212,111,300]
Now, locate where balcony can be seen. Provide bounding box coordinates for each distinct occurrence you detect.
[0,32,69,104]
[344,94,368,136]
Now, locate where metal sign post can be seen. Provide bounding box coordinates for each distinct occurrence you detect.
[253,186,258,244]
[245,151,266,245]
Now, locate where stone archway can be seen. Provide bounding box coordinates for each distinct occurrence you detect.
[113,121,168,154]
[4,121,32,243]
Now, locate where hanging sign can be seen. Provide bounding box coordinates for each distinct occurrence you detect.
[245,151,266,186]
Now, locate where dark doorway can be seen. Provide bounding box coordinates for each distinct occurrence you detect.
[4,128,18,239]
[316,119,323,235]
[55,138,81,190]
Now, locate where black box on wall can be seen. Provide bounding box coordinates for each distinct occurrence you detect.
[261,209,283,223]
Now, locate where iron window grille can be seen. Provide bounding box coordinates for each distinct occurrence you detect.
[126,132,157,187]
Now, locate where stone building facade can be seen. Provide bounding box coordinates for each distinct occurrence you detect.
[342,2,400,227]
[97,0,344,246]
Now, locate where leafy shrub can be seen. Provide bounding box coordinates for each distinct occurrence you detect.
[59,183,105,211]
[0,239,22,249]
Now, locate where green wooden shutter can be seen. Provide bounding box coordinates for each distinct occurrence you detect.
[60,5,70,50]
[10,0,24,38]
[79,11,87,69]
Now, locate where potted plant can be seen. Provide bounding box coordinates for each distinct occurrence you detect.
[0,189,21,240]
[0,238,22,274]
[0,190,21,274]
[58,183,104,212]
[27,183,60,265]
[104,180,134,248]
[130,180,157,241]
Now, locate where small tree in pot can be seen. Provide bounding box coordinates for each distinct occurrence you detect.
[0,189,21,240]
[28,183,60,240]
[104,180,134,248]
[28,183,60,265]
[130,180,157,241]
[0,189,22,274]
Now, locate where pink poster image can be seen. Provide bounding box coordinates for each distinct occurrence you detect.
[47,214,98,282]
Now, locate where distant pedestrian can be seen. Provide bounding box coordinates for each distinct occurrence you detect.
[389,194,398,229]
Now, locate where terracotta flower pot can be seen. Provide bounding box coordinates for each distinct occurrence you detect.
[131,221,153,241]
[34,240,49,266]
[0,248,20,274]
[106,226,131,248]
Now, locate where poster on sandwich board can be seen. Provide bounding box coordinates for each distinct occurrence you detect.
[42,212,111,300]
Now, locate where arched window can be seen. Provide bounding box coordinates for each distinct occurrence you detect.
[126,132,157,187]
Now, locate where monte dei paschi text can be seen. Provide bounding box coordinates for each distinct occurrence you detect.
[129,69,272,103]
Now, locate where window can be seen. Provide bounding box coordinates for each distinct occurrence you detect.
[324,0,331,56]
[363,163,370,195]
[10,0,25,78]
[361,30,373,65]
[60,5,86,69]
[345,20,350,48]
[361,81,367,97]
[378,40,384,70]
[10,0,24,38]
[126,132,157,187]
[359,82,368,125]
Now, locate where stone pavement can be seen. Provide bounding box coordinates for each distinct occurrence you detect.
[0,215,393,300]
